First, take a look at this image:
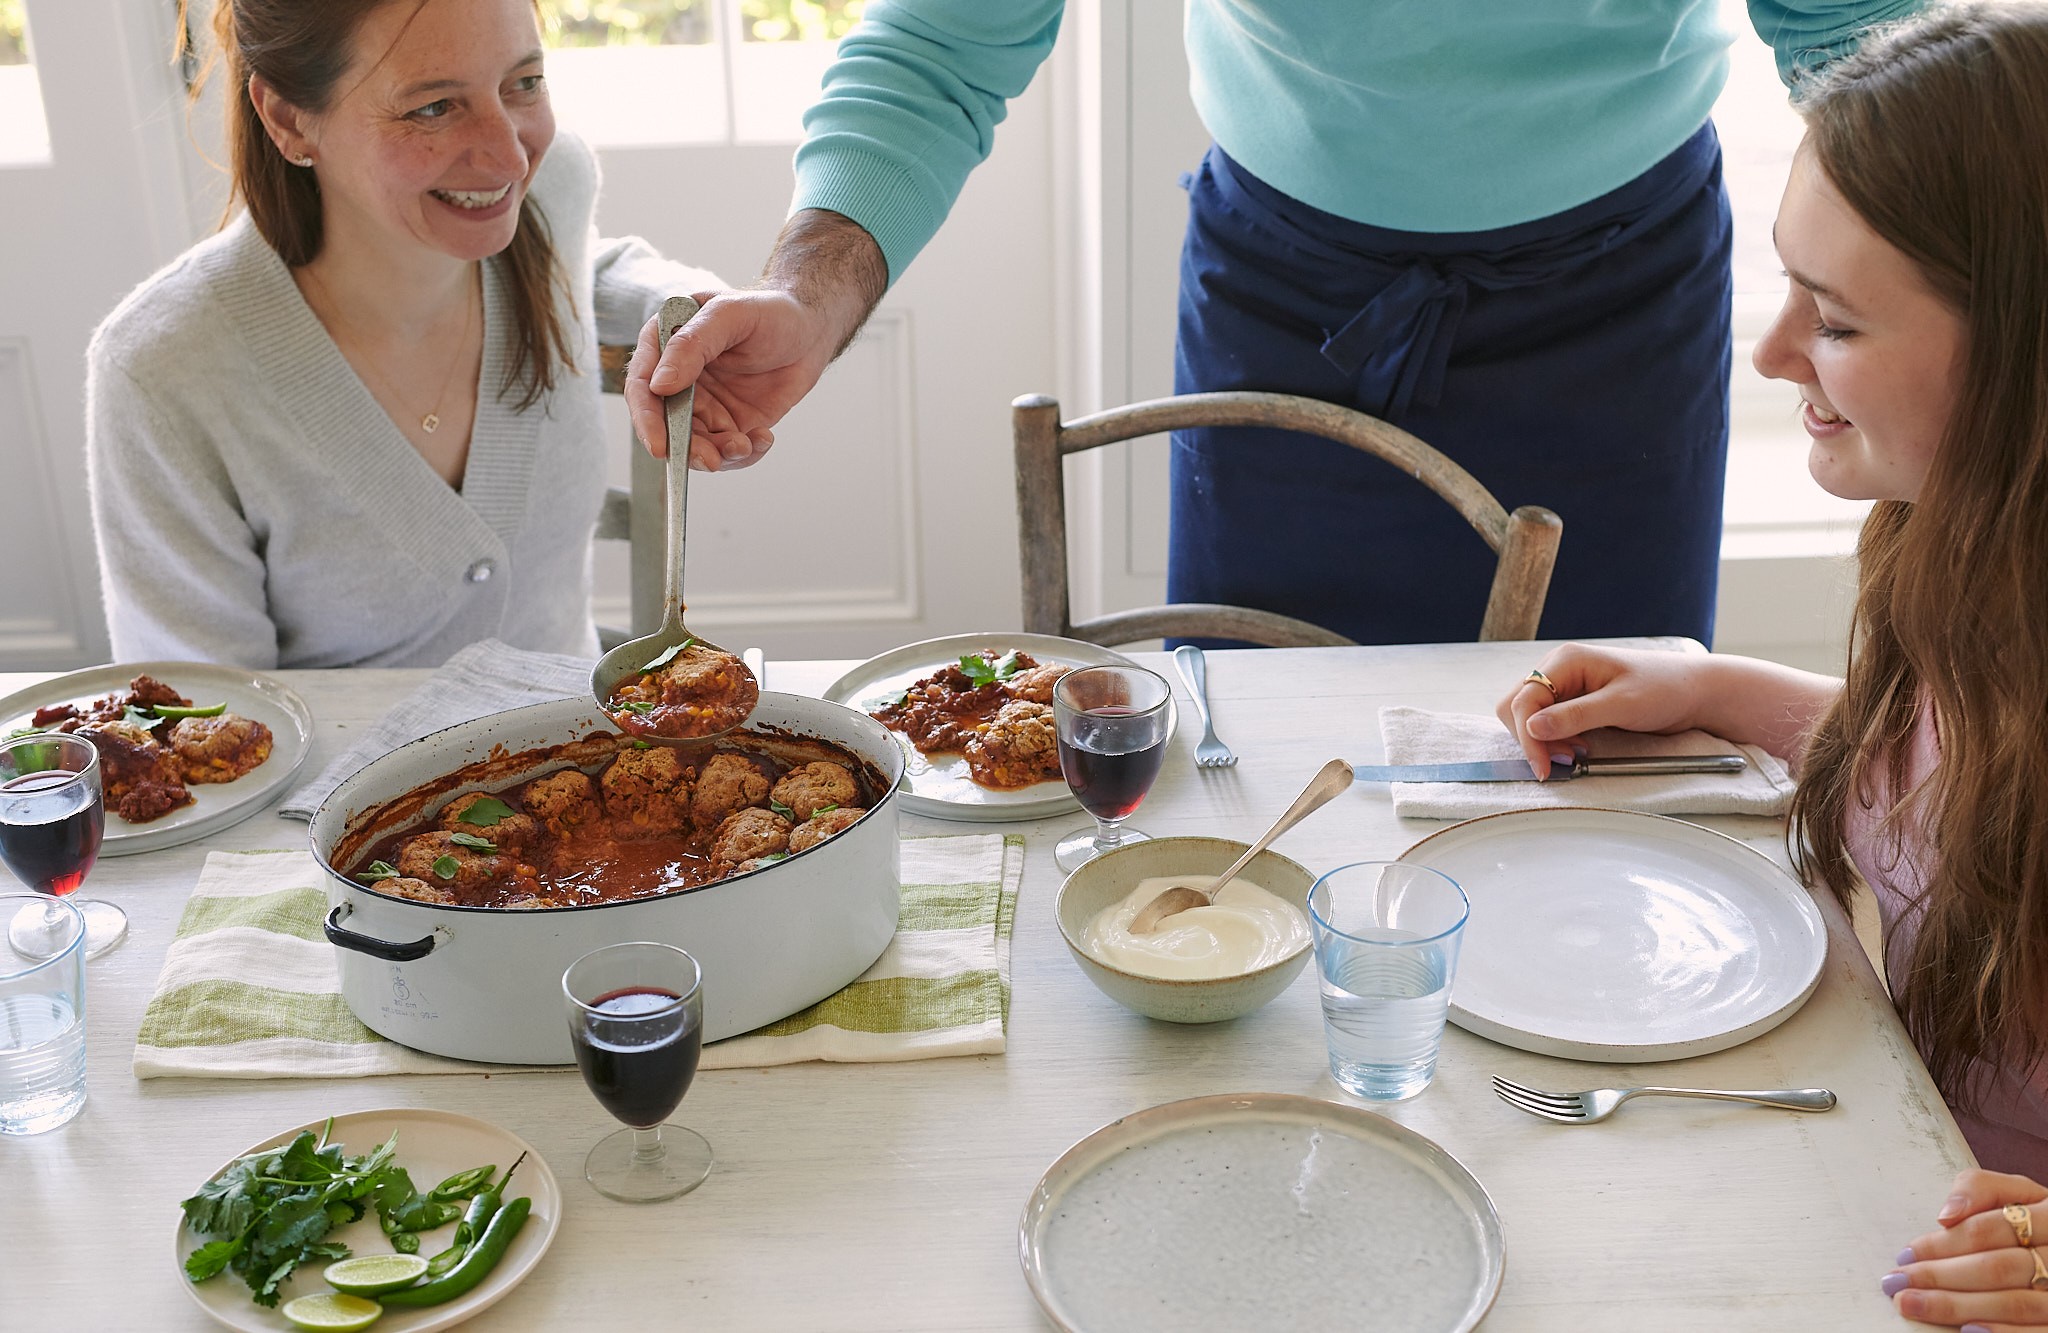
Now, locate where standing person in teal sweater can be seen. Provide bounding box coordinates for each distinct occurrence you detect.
[628,0,1919,645]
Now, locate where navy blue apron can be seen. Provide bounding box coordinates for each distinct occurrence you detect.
[1169,124,1732,646]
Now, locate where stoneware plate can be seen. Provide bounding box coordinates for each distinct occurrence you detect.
[1020,1092,1504,1333]
[1399,807,1827,1062]
[822,633,1171,822]
[0,660,313,856]
[174,1107,562,1333]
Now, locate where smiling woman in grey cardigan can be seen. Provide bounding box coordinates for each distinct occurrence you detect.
[87,0,713,669]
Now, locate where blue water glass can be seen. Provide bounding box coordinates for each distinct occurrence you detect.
[0,893,87,1135]
[1308,862,1469,1102]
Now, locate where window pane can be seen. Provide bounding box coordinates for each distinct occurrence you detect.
[0,0,49,167]
[741,0,864,43]
[542,0,713,47]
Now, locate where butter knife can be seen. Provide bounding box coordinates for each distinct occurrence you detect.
[1354,754,1748,783]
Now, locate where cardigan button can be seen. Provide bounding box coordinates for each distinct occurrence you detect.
[464,559,496,585]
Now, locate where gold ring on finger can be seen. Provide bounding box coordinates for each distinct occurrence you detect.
[2031,1246,2048,1291]
[1524,668,1558,697]
[2009,1203,2035,1248]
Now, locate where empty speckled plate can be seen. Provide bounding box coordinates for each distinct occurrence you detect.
[1020,1093,1503,1333]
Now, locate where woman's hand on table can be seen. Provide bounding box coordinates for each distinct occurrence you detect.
[1493,645,1707,778]
[1885,1169,2048,1328]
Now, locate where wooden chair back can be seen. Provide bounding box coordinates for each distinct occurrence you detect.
[594,344,665,652]
[1013,391,1562,647]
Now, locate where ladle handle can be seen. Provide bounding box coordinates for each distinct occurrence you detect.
[1207,758,1355,896]
[658,295,700,625]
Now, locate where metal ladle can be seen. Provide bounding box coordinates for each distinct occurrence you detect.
[590,296,757,741]
[1128,758,1354,934]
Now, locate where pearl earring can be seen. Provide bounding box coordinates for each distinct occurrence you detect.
[296,155,314,167]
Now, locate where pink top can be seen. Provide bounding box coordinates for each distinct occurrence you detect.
[1843,710,2048,1176]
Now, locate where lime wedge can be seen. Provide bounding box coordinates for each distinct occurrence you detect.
[322,1253,430,1295]
[281,1292,383,1331]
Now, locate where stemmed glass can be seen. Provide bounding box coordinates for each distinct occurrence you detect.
[1,733,124,961]
[1052,665,1175,872]
[562,941,712,1203]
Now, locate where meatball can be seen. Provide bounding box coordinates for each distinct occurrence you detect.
[770,761,858,823]
[377,876,459,906]
[522,768,603,837]
[600,747,691,836]
[788,806,864,853]
[963,699,1061,790]
[690,753,771,829]
[77,720,192,823]
[1003,663,1071,705]
[395,830,520,896]
[439,792,540,852]
[711,807,791,865]
[168,713,274,784]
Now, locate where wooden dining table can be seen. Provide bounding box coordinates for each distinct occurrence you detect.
[2,639,1969,1330]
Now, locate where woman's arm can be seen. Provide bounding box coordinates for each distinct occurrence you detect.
[1495,644,1841,778]
[86,357,279,668]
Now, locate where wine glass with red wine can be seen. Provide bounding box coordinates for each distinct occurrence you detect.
[562,941,712,1203]
[1052,665,1176,873]
[1,733,124,962]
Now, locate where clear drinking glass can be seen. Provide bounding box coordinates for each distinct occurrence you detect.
[562,941,712,1203]
[1308,862,1469,1101]
[0,733,124,961]
[1052,665,1175,873]
[0,893,87,1135]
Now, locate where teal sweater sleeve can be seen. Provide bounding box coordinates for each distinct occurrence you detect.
[1748,0,1926,84]
[790,0,1064,283]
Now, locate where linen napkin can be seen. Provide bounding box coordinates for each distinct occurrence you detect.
[1376,706,1796,821]
[278,638,592,821]
[133,834,1023,1079]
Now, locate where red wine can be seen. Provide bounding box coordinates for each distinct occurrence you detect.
[0,770,103,898]
[571,985,702,1128]
[1058,705,1169,822]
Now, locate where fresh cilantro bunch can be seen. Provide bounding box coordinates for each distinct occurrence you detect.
[181,1121,493,1307]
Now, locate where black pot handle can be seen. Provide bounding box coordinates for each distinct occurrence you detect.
[324,903,438,962]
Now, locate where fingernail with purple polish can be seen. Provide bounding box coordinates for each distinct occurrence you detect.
[1896,1247,1916,1266]
[1880,1272,1909,1298]
[1962,1325,1993,1333]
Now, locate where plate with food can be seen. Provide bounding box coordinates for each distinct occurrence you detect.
[0,661,314,855]
[175,1107,560,1333]
[822,633,1165,822]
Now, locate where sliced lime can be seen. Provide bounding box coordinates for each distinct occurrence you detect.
[321,1252,430,1295]
[281,1292,383,1331]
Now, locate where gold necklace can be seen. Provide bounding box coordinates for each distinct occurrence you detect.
[299,264,478,435]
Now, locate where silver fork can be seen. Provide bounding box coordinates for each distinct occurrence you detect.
[1172,644,1238,768]
[1491,1074,1836,1124]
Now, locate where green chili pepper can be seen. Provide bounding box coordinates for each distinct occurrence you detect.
[424,1153,521,1278]
[379,1195,530,1307]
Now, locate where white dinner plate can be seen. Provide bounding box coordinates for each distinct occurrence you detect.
[0,660,313,856]
[174,1108,562,1333]
[1399,807,1828,1062]
[822,632,1171,822]
[1020,1093,1503,1333]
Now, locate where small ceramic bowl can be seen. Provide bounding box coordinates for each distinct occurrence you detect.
[1055,836,1317,1024]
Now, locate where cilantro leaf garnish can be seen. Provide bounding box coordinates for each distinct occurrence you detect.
[619,701,658,714]
[813,804,839,816]
[769,799,794,819]
[448,832,497,853]
[958,651,1024,688]
[359,861,400,884]
[431,855,461,880]
[452,795,515,828]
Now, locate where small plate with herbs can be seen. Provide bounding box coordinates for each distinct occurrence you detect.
[822,633,1163,823]
[173,1107,560,1333]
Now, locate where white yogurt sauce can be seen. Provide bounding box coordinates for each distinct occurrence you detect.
[1082,875,1311,979]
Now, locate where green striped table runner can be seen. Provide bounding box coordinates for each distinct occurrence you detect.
[133,834,1022,1079]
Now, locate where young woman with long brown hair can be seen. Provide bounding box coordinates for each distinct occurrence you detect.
[86,0,719,667]
[1496,6,2048,1323]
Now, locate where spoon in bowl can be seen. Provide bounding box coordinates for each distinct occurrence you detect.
[1128,758,1354,934]
[590,296,759,743]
